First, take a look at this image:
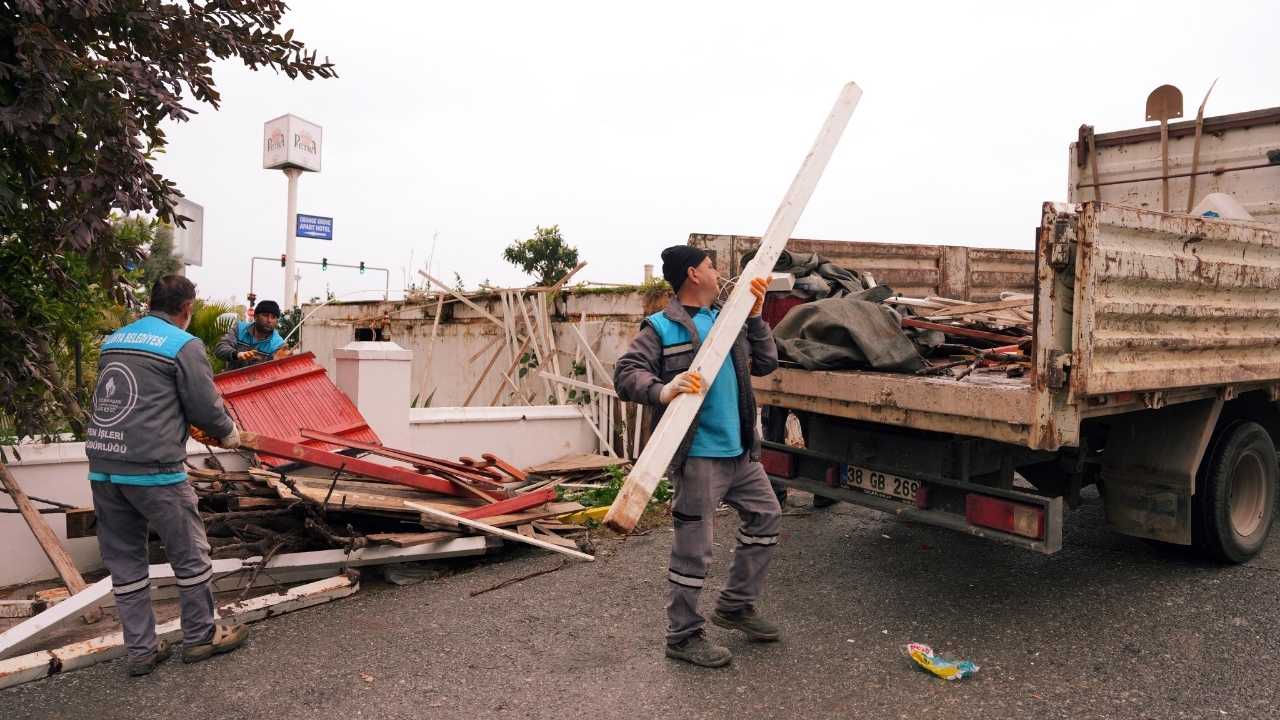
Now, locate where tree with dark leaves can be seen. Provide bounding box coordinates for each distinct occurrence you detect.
[0,1,335,441]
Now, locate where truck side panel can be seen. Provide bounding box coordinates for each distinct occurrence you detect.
[688,234,1034,302]
[1071,204,1280,398]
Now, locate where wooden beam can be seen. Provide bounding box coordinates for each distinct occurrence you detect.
[239,432,467,497]
[605,81,863,533]
[406,501,594,561]
[458,486,555,519]
[296,429,507,485]
[490,334,534,406]
[539,371,618,398]
[463,336,507,406]
[0,575,359,690]
[925,298,1033,319]
[418,271,506,328]
[0,464,100,624]
[900,318,1028,345]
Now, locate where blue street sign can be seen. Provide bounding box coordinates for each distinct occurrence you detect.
[296,214,333,240]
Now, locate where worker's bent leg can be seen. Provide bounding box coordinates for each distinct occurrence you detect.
[124,482,216,648]
[91,479,159,662]
[716,456,782,613]
[666,457,735,644]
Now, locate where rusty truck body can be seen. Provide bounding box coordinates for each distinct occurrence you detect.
[690,106,1280,561]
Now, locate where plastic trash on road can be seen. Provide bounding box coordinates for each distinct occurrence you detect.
[905,642,979,680]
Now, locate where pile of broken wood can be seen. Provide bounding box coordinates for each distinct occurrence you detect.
[889,292,1034,382]
[193,431,610,565]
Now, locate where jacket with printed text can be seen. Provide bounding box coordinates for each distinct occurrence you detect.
[86,313,236,476]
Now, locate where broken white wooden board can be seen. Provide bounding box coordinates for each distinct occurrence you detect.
[256,535,498,575]
[539,371,618,398]
[605,81,863,533]
[0,575,358,691]
[0,599,46,619]
[406,501,594,562]
[0,558,244,660]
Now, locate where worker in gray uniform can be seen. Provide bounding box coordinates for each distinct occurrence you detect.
[86,276,249,676]
[615,245,781,668]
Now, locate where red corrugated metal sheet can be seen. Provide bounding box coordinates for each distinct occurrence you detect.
[213,352,380,467]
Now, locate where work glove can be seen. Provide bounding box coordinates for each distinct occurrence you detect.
[272,346,293,360]
[659,370,703,404]
[749,277,769,317]
[236,350,258,361]
[219,428,242,450]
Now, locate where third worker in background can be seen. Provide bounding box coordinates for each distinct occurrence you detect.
[615,245,781,668]
[215,300,289,370]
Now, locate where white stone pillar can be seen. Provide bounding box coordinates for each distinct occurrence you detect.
[333,340,413,449]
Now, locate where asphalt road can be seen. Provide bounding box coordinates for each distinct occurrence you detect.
[8,488,1279,720]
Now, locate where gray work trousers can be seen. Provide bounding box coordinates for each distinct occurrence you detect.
[90,478,216,661]
[667,454,782,644]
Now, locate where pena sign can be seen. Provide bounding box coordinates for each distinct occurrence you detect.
[263,114,323,172]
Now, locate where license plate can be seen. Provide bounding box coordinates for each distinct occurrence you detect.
[846,465,920,503]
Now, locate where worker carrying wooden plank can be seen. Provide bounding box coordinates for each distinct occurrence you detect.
[614,246,780,668]
[214,298,290,369]
[86,275,249,676]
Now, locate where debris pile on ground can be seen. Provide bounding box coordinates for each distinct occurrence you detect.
[189,437,598,563]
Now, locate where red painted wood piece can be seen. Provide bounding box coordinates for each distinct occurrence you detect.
[240,432,466,498]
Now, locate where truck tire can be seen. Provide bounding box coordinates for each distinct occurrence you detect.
[1193,421,1277,563]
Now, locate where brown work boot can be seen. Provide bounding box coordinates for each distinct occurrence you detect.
[182,623,249,664]
[665,630,732,668]
[127,639,172,677]
[712,606,781,642]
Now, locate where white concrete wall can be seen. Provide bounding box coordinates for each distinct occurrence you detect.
[299,289,664,409]
[408,406,597,469]
[0,442,245,589]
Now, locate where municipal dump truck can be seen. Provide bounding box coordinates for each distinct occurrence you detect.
[691,105,1280,562]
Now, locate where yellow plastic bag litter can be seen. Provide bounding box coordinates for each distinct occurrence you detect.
[906,642,979,681]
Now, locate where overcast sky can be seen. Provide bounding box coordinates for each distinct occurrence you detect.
[156,1,1280,306]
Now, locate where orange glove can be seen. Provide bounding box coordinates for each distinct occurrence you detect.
[659,371,703,404]
[189,425,217,446]
[236,350,257,361]
[272,345,293,360]
[749,277,770,317]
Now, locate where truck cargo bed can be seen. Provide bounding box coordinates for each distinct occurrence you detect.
[755,366,1036,446]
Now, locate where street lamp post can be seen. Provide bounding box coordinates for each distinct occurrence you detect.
[263,114,322,309]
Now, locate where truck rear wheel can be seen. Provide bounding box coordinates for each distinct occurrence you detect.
[1194,421,1277,563]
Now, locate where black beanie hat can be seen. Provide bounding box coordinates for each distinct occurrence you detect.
[255,300,282,317]
[661,245,709,292]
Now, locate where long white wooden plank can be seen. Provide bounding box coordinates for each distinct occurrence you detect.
[605,81,863,533]
[0,558,245,660]
[405,501,594,562]
[0,575,358,690]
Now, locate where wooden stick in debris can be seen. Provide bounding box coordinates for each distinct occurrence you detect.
[901,318,1028,345]
[925,297,1032,319]
[416,292,445,405]
[469,334,503,363]
[469,559,567,597]
[490,333,535,406]
[419,271,506,329]
[605,81,863,534]
[570,324,613,389]
[405,501,593,561]
[463,337,508,407]
[0,464,100,624]
[539,371,618,398]
[514,293,556,402]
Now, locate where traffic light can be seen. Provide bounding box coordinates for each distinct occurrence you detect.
[280,254,286,267]
[359,261,365,274]
[321,258,328,271]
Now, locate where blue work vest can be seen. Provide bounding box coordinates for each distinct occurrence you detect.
[647,308,743,458]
